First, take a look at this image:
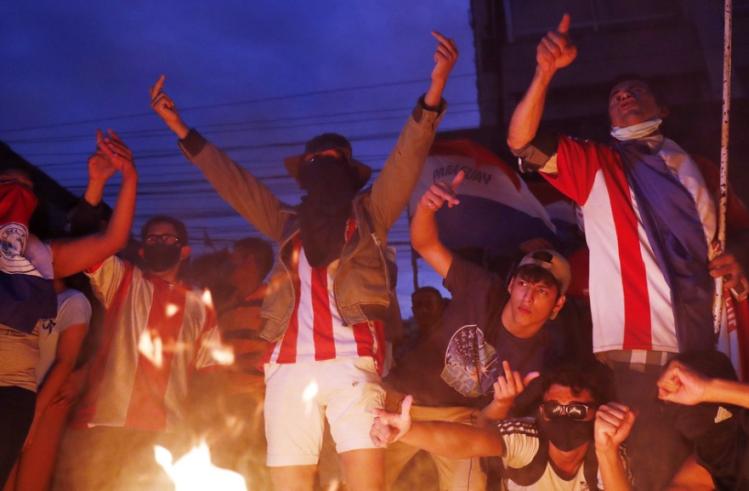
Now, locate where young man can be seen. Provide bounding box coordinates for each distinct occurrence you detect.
[53,158,220,491]
[381,172,572,489]
[372,362,634,490]
[506,13,749,490]
[0,130,137,489]
[393,286,445,362]
[151,33,458,491]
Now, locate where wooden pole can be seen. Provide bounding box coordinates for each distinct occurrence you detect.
[713,0,733,335]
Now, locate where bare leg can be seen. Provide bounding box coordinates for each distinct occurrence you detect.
[339,448,385,491]
[270,465,317,491]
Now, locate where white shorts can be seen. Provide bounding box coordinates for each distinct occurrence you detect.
[263,357,385,467]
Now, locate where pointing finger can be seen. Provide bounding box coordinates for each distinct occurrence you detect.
[451,170,465,191]
[150,74,165,100]
[557,13,571,34]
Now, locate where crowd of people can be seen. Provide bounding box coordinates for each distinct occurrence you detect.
[2,14,749,491]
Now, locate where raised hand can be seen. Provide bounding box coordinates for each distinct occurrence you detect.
[97,129,136,180]
[657,360,708,406]
[419,170,464,211]
[594,402,635,452]
[492,360,539,408]
[425,32,459,107]
[536,14,577,76]
[431,32,459,87]
[88,148,117,184]
[370,395,413,447]
[150,75,189,138]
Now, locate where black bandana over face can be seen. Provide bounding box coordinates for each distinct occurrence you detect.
[297,156,359,267]
[537,413,594,452]
[143,243,182,273]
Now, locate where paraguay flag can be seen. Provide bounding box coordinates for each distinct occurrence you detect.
[409,139,557,257]
[0,183,57,333]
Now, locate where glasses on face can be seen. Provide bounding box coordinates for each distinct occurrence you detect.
[540,401,595,421]
[144,234,182,246]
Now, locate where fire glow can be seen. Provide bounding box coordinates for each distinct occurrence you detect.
[154,442,247,491]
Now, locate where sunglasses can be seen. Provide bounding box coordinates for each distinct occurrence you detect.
[144,234,182,246]
[540,401,596,420]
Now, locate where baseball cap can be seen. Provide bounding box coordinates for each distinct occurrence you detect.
[517,249,571,295]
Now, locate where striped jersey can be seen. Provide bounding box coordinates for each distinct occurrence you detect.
[265,240,385,371]
[541,135,715,353]
[71,256,219,431]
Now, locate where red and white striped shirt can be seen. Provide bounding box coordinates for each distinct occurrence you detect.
[265,238,385,371]
[542,135,715,353]
[71,256,219,431]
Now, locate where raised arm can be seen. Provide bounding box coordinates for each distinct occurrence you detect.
[595,402,635,491]
[370,395,505,459]
[369,32,457,231]
[52,130,137,278]
[506,14,577,152]
[410,171,463,278]
[658,360,749,409]
[150,76,286,240]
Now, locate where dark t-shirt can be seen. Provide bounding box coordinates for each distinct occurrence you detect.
[386,256,562,407]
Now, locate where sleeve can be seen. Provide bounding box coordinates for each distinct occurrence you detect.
[369,97,446,233]
[68,198,111,237]
[55,291,92,332]
[500,430,540,469]
[178,129,287,241]
[84,255,130,309]
[538,136,607,206]
[444,255,497,301]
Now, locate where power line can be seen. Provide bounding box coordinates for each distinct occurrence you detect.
[0,73,475,134]
[6,106,478,146]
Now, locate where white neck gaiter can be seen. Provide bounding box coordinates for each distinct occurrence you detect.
[610,118,662,141]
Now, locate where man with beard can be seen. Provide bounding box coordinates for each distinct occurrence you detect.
[371,362,634,491]
[150,32,458,491]
[53,165,221,490]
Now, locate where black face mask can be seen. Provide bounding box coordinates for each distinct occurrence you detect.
[142,244,182,273]
[298,156,359,197]
[297,156,359,268]
[537,414,594,451]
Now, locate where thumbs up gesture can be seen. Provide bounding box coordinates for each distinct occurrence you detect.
[536,14,577,75]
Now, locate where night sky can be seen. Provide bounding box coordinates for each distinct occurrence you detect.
[0,1,480,309]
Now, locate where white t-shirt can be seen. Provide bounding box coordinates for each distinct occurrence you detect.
[36,288,92,384]
[497,418,630,491]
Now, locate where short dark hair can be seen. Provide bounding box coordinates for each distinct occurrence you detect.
[234,236,274,279]
[540,361,615,406]
[140,215,188,244]
[608,73,665,106]
[412,286,443,301]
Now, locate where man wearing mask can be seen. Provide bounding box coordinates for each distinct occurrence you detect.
[371,362,634,490]
[53,162,221,490]
[506,13,749,490]
[151,32,458,491]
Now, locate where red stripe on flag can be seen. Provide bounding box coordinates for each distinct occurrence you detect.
[124,280,186,429]
[312,266,336,360]
[603,160,653,350]
[71,263,134,429]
